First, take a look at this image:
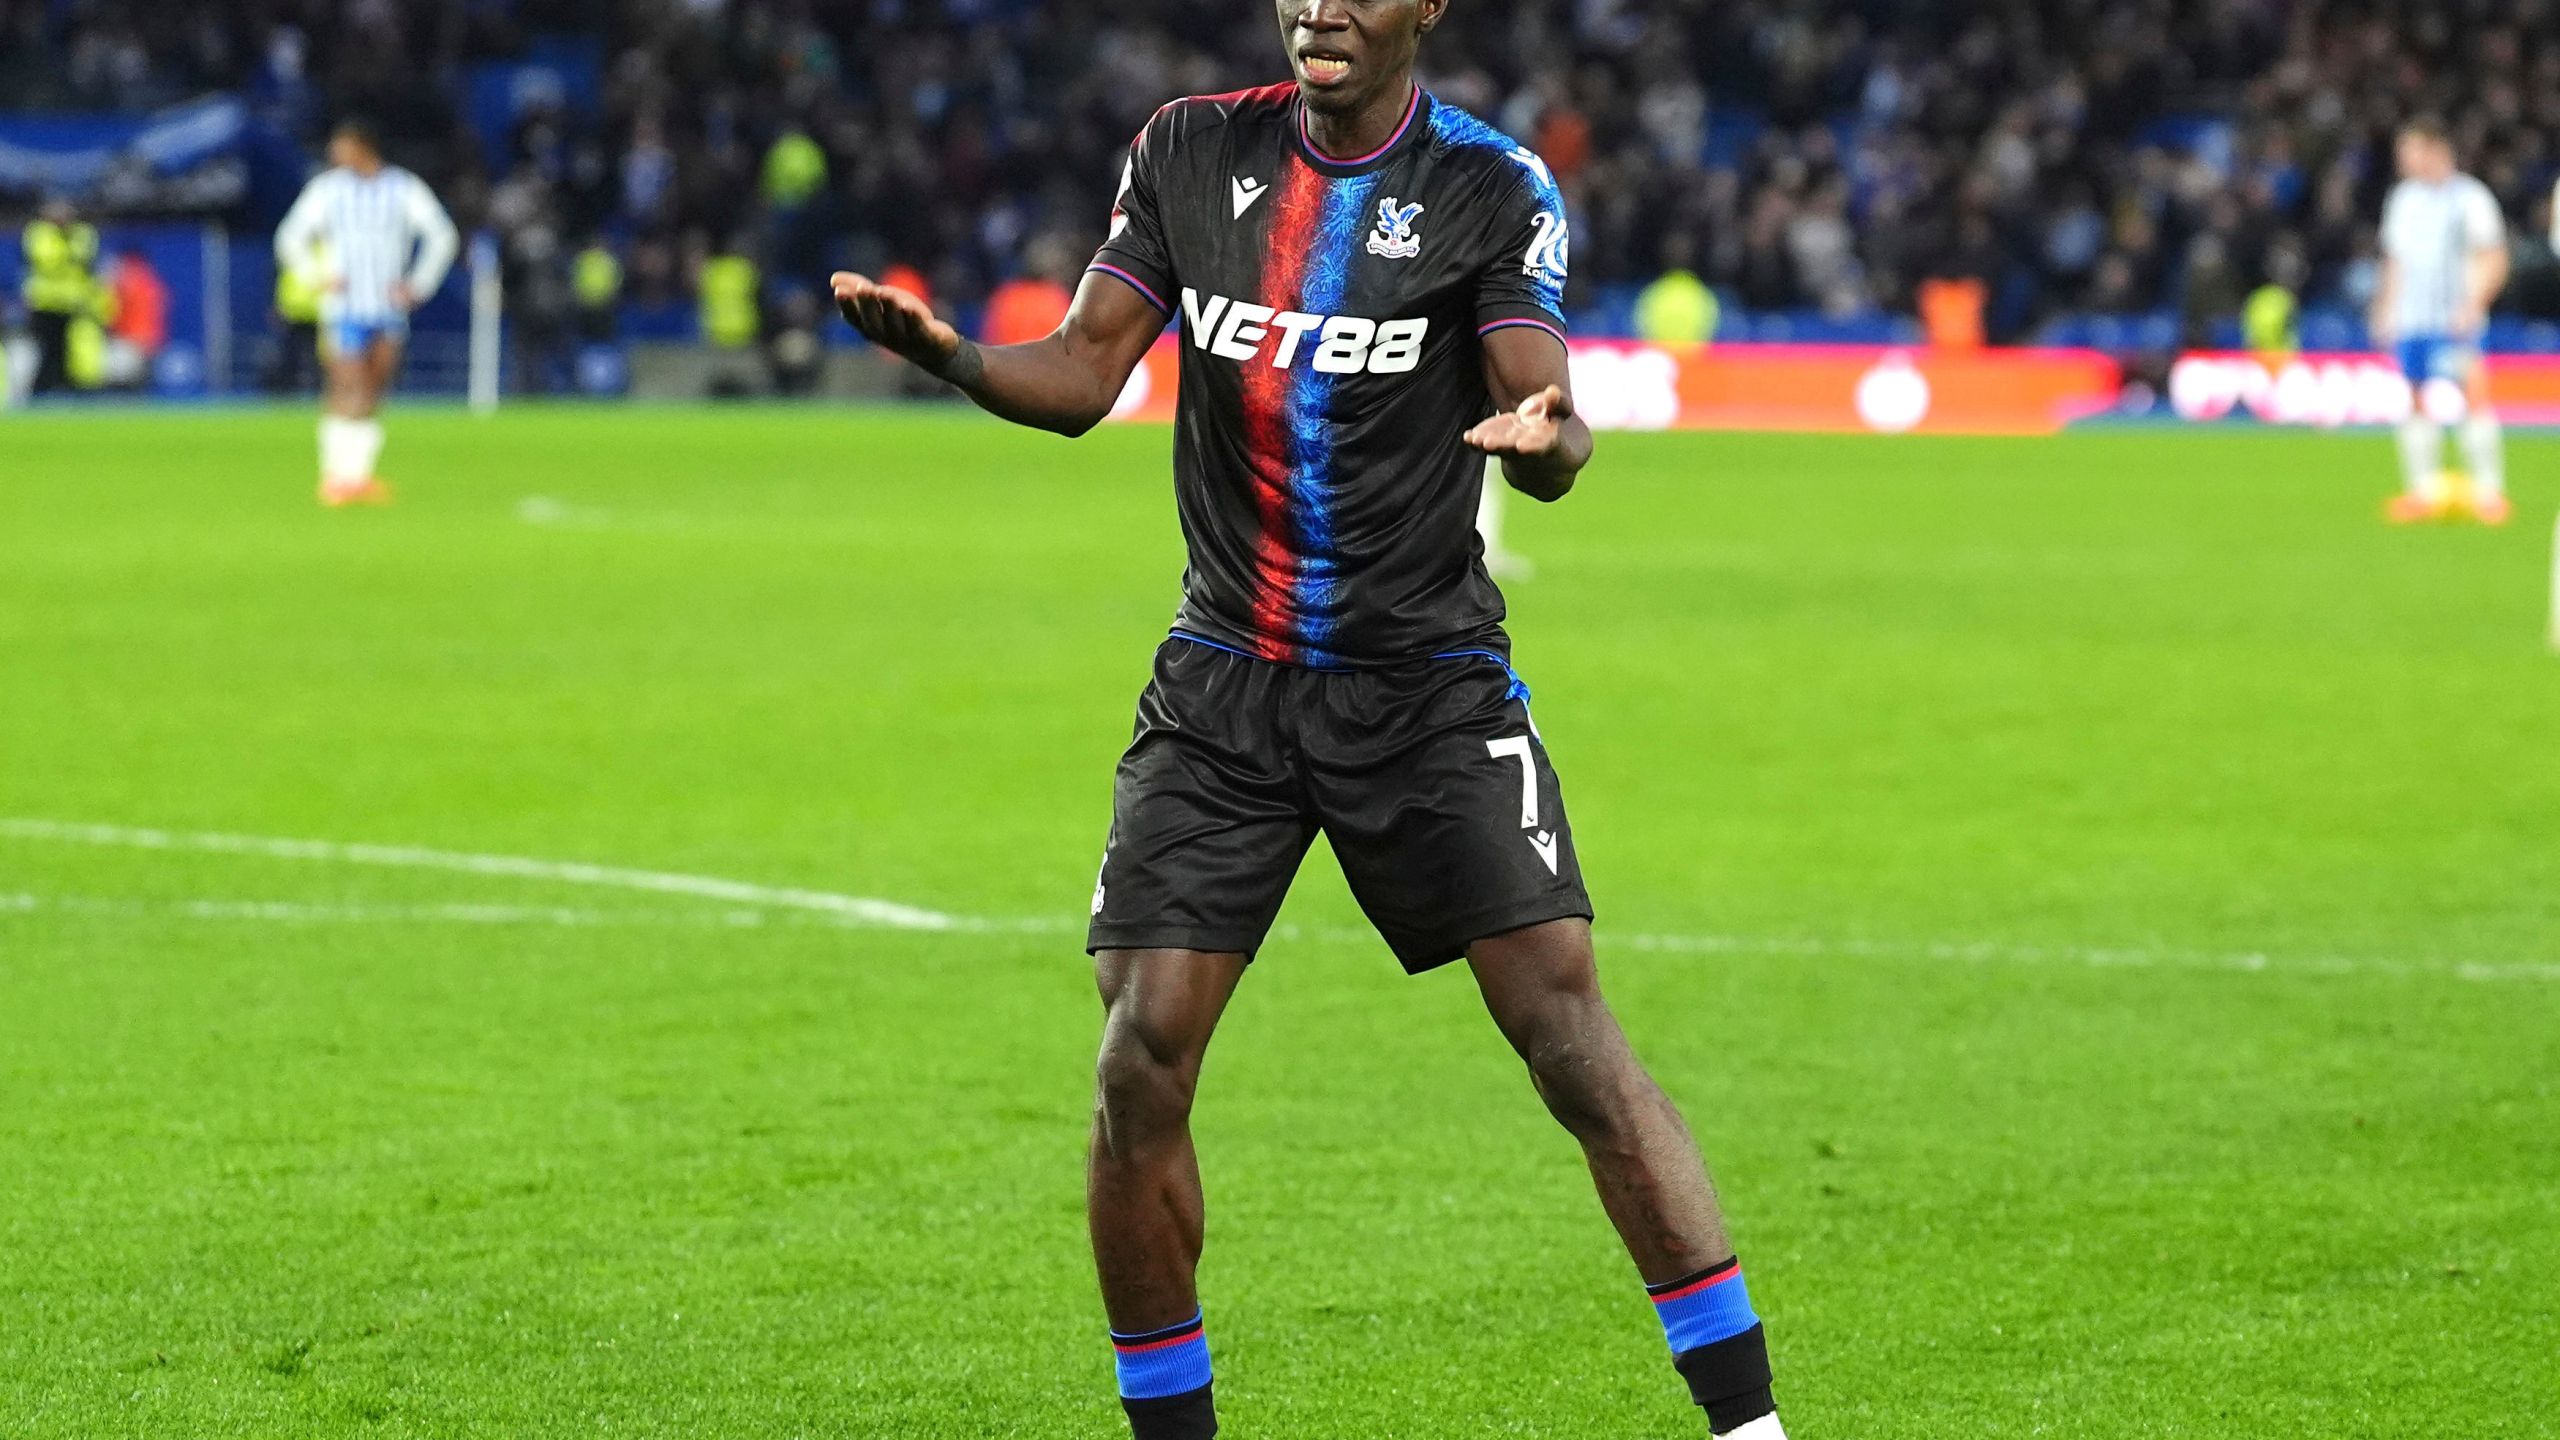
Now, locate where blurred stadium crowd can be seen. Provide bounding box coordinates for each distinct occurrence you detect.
[5,0,2560,347]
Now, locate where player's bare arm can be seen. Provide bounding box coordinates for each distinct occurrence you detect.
[830,269,1158,437]
[1465,326,1591,502]
[2459,242,2509,334]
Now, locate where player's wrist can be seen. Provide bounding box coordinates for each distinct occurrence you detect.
[927,338,983,389]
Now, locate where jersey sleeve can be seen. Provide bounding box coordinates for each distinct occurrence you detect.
[1088,107,1179,317]
[1473,149,1570,345]
[2460,180,2506,253]
[275,175,329,273]
[402,174,461,300]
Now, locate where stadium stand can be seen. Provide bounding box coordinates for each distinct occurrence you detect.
[3,0,2558,364]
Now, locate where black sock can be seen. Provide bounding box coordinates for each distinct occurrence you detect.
[1674,1324,1774,1432]
[1121,1382,1217,1440]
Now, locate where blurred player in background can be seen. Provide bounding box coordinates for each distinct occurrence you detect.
[2372,117,2510,525]
[1477,460,1532,579]
[274,118,459,507]
[833,0,1783,1434]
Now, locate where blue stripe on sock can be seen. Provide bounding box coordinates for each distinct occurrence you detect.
[1111,1315,1211,1400]
[1653,1268,1758,1354]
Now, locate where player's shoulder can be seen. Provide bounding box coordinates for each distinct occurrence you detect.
[2453,172,2502,209]
[1417,94,1561,205]
[2379,178,2423,227]
[1138,83,1297,148]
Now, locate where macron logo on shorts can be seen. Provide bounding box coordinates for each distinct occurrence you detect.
[1528,830,1560,875]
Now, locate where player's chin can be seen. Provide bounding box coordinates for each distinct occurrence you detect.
[1294,65,1362,109]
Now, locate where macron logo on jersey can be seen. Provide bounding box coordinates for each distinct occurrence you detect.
[1181,288,1428,375]
[1231,176,1266,218]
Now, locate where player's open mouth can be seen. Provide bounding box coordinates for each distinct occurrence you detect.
[1299,52,1352,85]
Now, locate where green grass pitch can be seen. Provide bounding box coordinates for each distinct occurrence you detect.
[4,407,2556,1437]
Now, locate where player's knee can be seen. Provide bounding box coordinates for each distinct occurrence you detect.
[1528,1050,1628,1141]
[1519,1002,1644,1141]
[1092,1008,1201,1145]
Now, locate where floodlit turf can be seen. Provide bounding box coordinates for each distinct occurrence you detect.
[4,405,2557,1438]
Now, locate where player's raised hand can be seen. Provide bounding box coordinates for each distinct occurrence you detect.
[1463,384,1574,458]
[832,271,962,373]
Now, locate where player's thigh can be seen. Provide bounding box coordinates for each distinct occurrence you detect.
[1089,642,1315,960]
[1311,658,1592,975]
[1093,947,1251,1076]
[1464,917,1607,1058]
[365,332,406,393]
[2455,346,2493,409]
[323,348,371,413]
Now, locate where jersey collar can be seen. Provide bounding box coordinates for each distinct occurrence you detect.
[1293,83,1426,177]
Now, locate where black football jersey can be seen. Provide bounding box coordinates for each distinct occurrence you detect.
[1089,83,1571,668]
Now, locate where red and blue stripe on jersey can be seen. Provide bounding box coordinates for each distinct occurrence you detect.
[1237,114,1413,668]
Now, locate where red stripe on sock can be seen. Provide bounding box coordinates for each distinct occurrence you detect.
[1649,1262,1742,1306]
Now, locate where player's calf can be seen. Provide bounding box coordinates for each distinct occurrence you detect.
[1088,950,1242,1440]
[1469,923,1783,1436]
[1088,997,1214,1321]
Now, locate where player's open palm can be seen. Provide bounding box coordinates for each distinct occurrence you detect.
[831,271,961,372]
[1464,384,1573,458]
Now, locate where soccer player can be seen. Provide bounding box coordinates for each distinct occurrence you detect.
[832,1,1783,1435]
[274,118,459,507]
[2372,117,2510,525]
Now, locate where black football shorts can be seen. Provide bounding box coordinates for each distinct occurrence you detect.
[1085,636,1594,973]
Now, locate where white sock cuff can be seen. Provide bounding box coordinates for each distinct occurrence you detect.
[2395,419,2442,498]
[348,418,385,480]
[320,417,356,481]
[2459,411,2505,496]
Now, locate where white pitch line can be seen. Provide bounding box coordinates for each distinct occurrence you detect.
[0,818,964,931]
[4,893,2552,982]
[0,891,1074,935]
[0,893,795,929]
[1607,929,2560,984]
[1263,922,2560,983]
[6,819,2554,984]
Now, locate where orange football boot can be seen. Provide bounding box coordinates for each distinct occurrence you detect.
[2385,491,2442,524]
[318,477,395,507]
